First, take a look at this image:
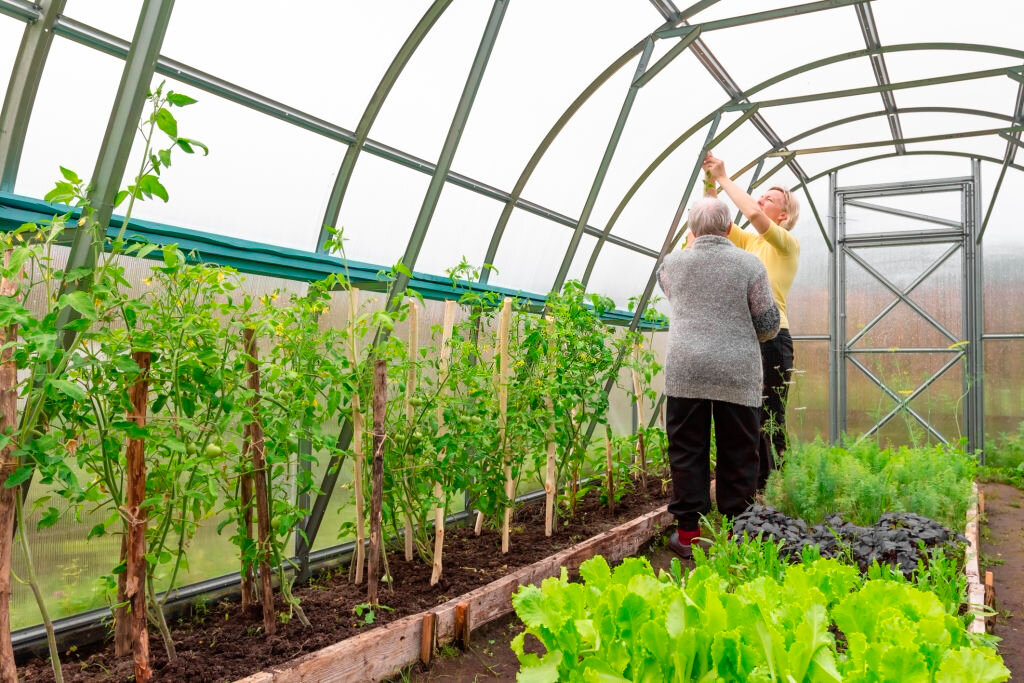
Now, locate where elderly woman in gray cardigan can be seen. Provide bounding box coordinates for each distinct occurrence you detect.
[657,198,780,558]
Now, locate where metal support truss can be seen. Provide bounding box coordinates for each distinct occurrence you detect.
[829,173,984,449]
[0,0,66,192]
[854,2,904,154]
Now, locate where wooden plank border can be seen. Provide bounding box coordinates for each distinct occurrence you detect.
[235,507,674,683]
[965,482,987,635]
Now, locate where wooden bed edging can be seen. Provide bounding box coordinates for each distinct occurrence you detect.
[965,482,987,635]
[234,507,674,683]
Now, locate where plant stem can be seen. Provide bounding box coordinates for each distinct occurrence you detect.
[15,494,63,683]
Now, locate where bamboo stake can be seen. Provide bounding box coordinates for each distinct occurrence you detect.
[0,255,19,683]
[404,302,418,562]
[631,350,647,486]
[243,329,276,636]
[368,359,387,605]
[239,423,256,614]
[543,314,556,537]
[114,536,130,657]
[126,351,152,683]
[348,288,366,584]
[430,301,457,585]
[605,436,614,515]
[498,299,513,554]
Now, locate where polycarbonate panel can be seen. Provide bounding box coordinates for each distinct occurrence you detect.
[761,93,886,146]
[586,244,657,310]
[590,52,728,229]
[873,0,1024,59]
[798,147,895,181]
[984,340,1024,437]
[981,167,1024,334]
[707,117,774,177]
[13,37,122,198]
[64,0,144,39]
[601,118,721,250]
[123,76,345,251]
[520,63,635,220]
[697,4,867,93]
[834,154,972,187]
[788,115,894,153]
[888,76,1021,122]
[455,1,654,190]
[369,0,496,165]
[895,110,1015,147]
[844,196,961,236]
[488,208,573,295]
[335,152,430,268]
[786,181,829,336]
[566,233,597,284]
[0,15,23,97]
[412,182,505,278]
[788,340,828,442]
[903,135,1010,163]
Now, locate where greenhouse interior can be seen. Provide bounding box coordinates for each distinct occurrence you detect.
[0,0,1023,681]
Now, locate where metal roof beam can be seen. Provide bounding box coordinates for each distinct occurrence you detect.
[764,125,1024,156]
[854,3,904,154]
[656,0,872,38]
[0,0,37,22]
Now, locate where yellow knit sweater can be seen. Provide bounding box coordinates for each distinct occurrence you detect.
[726,221,800,330]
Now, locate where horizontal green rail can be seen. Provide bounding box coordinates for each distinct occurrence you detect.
[0,192,662,329]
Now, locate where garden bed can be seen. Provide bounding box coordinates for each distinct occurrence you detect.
[19,478,671,682]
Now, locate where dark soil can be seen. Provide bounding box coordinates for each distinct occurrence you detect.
[979,482,1024,678]
[19,477,670,683]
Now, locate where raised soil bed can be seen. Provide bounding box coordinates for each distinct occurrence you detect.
[18,478,672,682]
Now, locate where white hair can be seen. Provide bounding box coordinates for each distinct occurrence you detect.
[688,198,732,237]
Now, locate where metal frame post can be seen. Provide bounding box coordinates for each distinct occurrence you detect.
[828,171,841,443]
[967,158,985,457]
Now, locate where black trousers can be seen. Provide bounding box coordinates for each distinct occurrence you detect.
[757,328,794,489]
[666,396,760,530]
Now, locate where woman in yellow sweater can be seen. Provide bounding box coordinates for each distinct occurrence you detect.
[700,151,800,490]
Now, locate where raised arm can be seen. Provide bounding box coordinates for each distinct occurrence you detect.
[703,151,773,236]
[748,264,780,343]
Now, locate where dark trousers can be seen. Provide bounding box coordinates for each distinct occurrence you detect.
[666,396,760,530]
[757,328,794,489]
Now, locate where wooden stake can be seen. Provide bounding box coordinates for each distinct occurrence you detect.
[126,351,152,683]
[404,302,418,562]
[979,491,985,516]
[239,423,256,614]
[605,436,614,515]
[473,510,484,536]
[631,353,647,486]
[497,299,512,554]
[368,359,387,605]
[348,288,366,584]
[243,329,276,636]
[454,602,471,650]
[114,535,130,658]
[430,301,457,585]
[985,571,995,612]
[0,255,19,683]
[419,612,436,666]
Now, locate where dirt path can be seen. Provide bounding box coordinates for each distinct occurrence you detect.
[980,482,1024,677]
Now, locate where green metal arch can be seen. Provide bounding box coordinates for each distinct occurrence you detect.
[579,44,1024,285]
[800,150,1024,186]
[315,0,454,253]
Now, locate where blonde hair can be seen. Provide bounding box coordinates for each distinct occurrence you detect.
[769,186,800,230]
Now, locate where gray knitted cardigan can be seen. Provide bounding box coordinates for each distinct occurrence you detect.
[657,235,780,407]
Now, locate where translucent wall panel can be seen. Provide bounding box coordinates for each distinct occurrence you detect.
[412,182,505,278]
[158,1,431,129]
[601,121,721,250]
[489,208,572,295]
[789,116,894,154]
[873,0,1024,58]
[0,16,23,97]
[336,153,430,267]
[13,37,122,198]
[455,0,653,191]
[588,52,728,228]
[786,183,829,336]
[761,93,885,146]
[369,0,496,165]
[788,340,828,442]
[520,65,634,220]
[698,5,868,93]
[844,193,962,235]
[903,136,1009,162]
[798,147,893,181]
[835,154,972,187]
[888,77,1020,120]
[707,117,774,179]
[565,234,598,285]
[64,0,144,39]
[985,340,1024,438]
[123,76,345,251]
[586,244,657,311]
[981,168,1024,334]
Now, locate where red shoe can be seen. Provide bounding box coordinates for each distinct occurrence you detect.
[668,528,700,560]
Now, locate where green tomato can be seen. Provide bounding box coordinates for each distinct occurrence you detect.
[185,443,198,456]
[204,443,223,458]
[408,396,425,407]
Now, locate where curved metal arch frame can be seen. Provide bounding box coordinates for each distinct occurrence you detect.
[577,43,1024,289]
